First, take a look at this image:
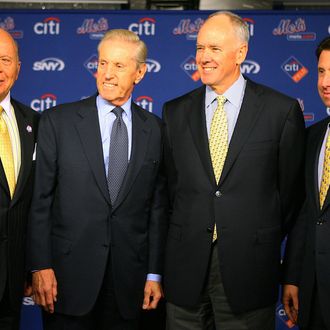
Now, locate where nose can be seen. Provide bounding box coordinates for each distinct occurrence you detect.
[199,49,211,63]
[323,72,330,87]
[104,64,115,79]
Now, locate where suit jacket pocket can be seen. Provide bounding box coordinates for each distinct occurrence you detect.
[241,140,276,153]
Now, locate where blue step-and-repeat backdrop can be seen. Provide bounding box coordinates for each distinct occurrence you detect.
[1,8,329,330]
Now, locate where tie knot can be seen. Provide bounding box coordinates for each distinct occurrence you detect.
[216,95,226,108]
[112,106,124,118]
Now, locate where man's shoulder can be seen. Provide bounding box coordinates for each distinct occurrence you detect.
[43,95,96,118]
[246,79,296,104]
[164,86,205,108]
[307,116,329,135]
[11,98,40,119]
[132,101,162,126]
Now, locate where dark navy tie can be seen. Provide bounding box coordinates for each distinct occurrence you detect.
[107,107,128,204]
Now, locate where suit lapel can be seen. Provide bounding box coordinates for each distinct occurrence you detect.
[187,86,216,186]
[112,103,150,210]
[0,158,9,195]
[11,100,36,205]
[219,80,264,186]
[315,120,330,214]
[75,97,111,205]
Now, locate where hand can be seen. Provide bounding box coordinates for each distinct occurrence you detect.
[32,268,57,313]
[142,280,164,310]
[282,284,299,324]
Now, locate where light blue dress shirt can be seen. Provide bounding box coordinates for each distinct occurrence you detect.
[205,74,247,143]
[96,95,160,282]
[318,124,330,190]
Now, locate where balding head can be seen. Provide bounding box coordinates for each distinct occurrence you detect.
[0,28,21,102]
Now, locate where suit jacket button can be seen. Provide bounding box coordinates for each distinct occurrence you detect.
[215,191,222,197]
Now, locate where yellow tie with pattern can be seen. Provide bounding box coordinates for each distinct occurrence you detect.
[320,133,330,209]
[0,106,15,198]
[209,95,228,241]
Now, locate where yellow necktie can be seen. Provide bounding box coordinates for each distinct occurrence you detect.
[0,106,15,198]
[209,95,228,241]
[320,133,330,209]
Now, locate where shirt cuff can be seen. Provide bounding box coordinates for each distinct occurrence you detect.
[147,273,161,282]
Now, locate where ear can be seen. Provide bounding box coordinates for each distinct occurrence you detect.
[236,43,248,65]
[15,61,21,81]
[134,63,147,85]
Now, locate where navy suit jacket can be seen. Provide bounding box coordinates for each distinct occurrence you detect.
[0,98,39,311]
[163,79,305,313]
[27,96,167,317]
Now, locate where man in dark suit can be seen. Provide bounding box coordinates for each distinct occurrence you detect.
[163,11,305,330]
[27,29,167,330]
[283,36,330,330]
[0,28,39,330]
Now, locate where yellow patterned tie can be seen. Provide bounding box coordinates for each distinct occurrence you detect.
[320,133,330,209]
[0,106,15,198]
[209,95,227,241]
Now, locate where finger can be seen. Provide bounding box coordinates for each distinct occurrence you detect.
[52,280,58,302]
[142,290,151,310]
[149,294,161,309]
[283,301,293,322]
[45,291,55,313]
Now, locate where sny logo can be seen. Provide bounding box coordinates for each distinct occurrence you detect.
[145,59,161,73]
[31,93,57,112]
[135,96,153,113]
[241,60,260,74]
[281,56,308,83]
[129,18,155,36]
[33,57,65,71]
[34,17,60,35]
[180,55,200,81]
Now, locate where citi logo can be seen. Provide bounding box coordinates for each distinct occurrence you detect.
[84,54,98,77]
[135,96,153,113]
[129,18,155,36]
[241,60,260,74]
[33,57,65,71]
[281,56,308,83]
[34,17,60,35]
[146,59,161,73]
[31,93,57,112]
[180,55,200,81]
[276,305,295,328]
[243,18,255,37]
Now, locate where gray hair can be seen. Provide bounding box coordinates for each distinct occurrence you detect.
[98,29,147,66]
[208,11,250,44]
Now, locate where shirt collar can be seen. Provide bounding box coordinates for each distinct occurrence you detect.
[0,92,14,117]
[205,74,246,109]
[96,94,132,121]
